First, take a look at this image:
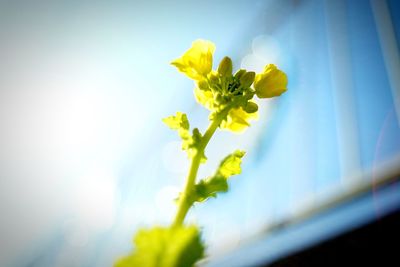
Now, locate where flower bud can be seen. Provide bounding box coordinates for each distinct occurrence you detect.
[244,101,258,113]
[213,92,224,104]
[240,71,255,88]
[234,69,246,79]
[209,73,219,85]
[218,56,233,77]
[197,80,209,90]
[254,64,287,98]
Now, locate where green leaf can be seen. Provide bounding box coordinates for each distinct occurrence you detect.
[162,112,190,131]
[115,225,204,267]
[189,150,245,203]
[191,174,228,202]
[163,113,205,161]
[162,112,191,143]
[218,150,245,178]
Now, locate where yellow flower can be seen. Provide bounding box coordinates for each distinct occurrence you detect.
[220,107,259,133]
[254,64,287,98]
[171,40,215,81]
[194,87,214,110]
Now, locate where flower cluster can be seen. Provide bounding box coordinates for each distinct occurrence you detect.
[115,40,289,267]
[171,39,287,132]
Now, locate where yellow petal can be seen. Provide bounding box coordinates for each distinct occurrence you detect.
[171,40,215,81]
[220,107,259,133]
[254,64,287,98]
[194,87,214,110]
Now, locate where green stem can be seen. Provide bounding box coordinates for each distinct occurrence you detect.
[172,109,229,227]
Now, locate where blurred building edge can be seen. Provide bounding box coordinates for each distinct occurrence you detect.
[206,0,400,265]
[325,0,362,184]
[206,151,400,267]
[371,0,400,127]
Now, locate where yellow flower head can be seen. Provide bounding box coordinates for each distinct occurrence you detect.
[171,40,216,81]
[171,41,287,134]
[220,107,259,133]
[254,64,287,98]
[194,86,214,110]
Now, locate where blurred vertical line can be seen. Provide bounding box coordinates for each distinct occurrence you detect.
[370,0,400,126]
[324,0,362,184]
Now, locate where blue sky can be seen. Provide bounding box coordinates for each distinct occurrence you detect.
[0,0,399,266]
